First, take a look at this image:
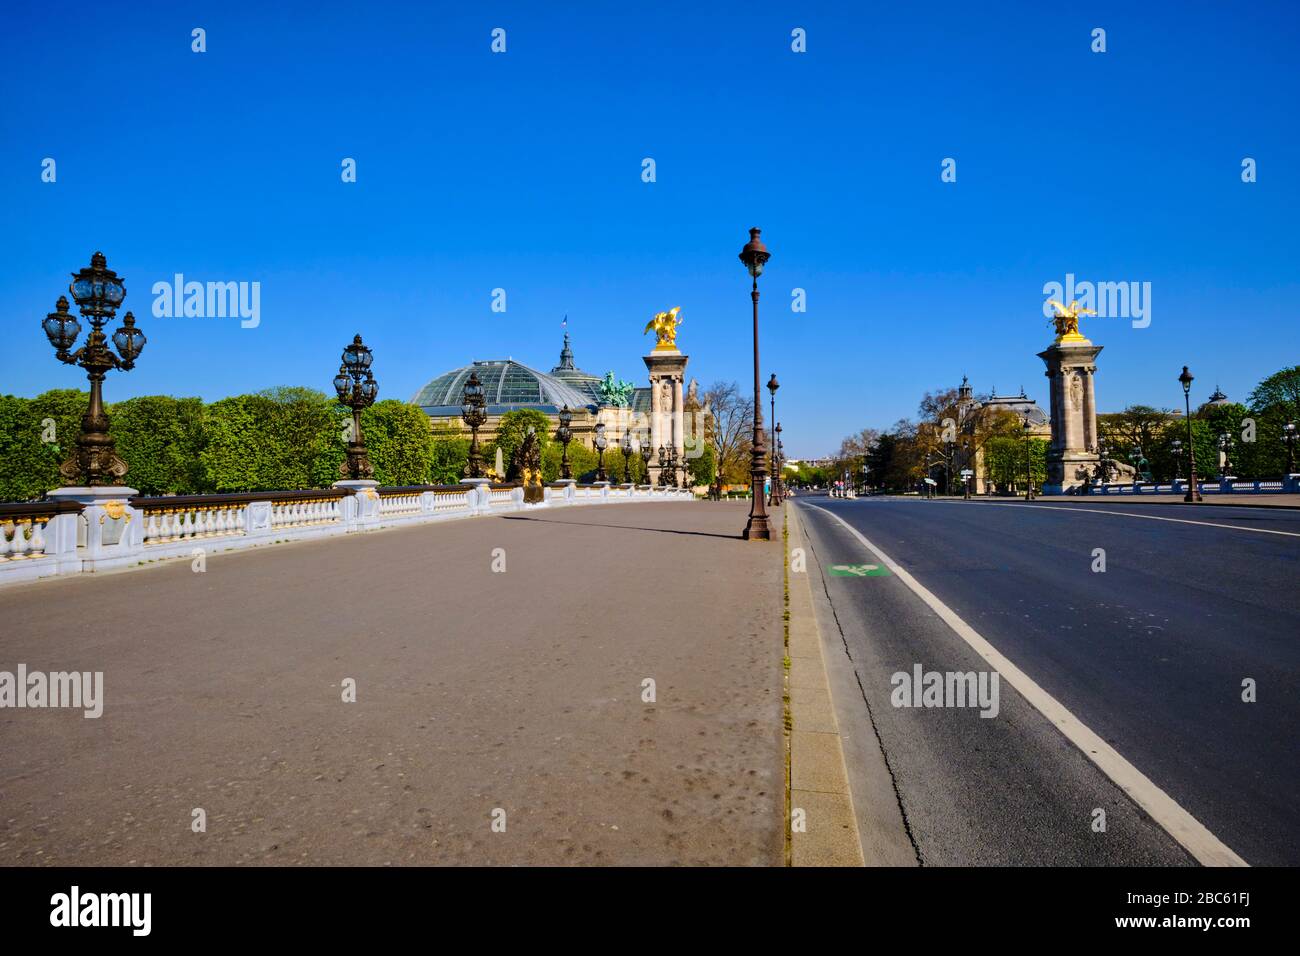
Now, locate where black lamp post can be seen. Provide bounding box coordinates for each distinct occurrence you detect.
[1283,422,1297,475]
[1170,439,1183,482]
[945,439,954,496]
[773,422,784,505]
[43,252,146,486]
[767,373,780,506]
[1217,432,1233,479]
[333,334,378,480]
[594,422,608,482]
[1179,366,1203,503]
[556,405,574,480]
[739,227,771,540]
[961,438,972,498]
[657,445,670,487]
[621,429,634,484]
[639,433,652,488]
[460,371,488,479]
[1023,419,1035,500]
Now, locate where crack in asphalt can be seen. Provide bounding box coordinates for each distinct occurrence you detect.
[800,507,924,866]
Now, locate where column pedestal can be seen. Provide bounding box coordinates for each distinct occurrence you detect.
[1037,340,1103,495]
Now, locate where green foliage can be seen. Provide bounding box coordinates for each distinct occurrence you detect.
[429,423,470,484]
[493,410,553,474]
[689,445,716,486]
[200,388,339,492]
[360,400,434,486]
[542,441,597,482]
[108,395,207,495]
[983,436,1047,491]
[0,389,87,500]
[1247,365,1300,420]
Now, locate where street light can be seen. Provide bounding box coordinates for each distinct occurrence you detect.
[657,445,670,487]
[1217,432,1234,479]
[771,421,784,506]
[621,429,634,484]
[556,405,574,480]
[1179,366,1203,503]
[594,422,608,482]
[767,373,780,506]
[333,334,378,481]
[460,371,488,479]
[639,432,653,488]
[1170,438,1183,482]
[960,437,972,498]
[43,252,146,486]
[739,227,772,541]
[1283,422,1297,475]
[1023,419,1035,501]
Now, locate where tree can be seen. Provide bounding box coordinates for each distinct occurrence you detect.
[0,389,88,500]
[1247,365,1300,422]
[493,409,552,479]
[359,400,434,486]
[429,423,470,484]
[701,381,753,493]
[200,388,338,492]
[109,395,207,495]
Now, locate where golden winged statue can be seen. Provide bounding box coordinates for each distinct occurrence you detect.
[1046,299,1097,343]
[643,306,683,351]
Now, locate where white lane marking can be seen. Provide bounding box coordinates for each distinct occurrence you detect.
[882,497,1300,539]
[804,502,1249,867]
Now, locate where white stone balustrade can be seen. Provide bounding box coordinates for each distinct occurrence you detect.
[1,483,693,587]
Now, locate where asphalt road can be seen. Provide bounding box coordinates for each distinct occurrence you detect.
[794,493,1299,866]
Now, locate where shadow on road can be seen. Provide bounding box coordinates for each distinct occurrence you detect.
[499,514,743,540]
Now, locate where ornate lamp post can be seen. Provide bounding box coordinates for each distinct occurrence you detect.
[766,374,780,506]
[594,422,608,482]
[1217,432,1234,479]
[43,252,146,486]
[639,433,652,488]
[556,405,574,480]
[460,371,488,479]
[1179,366,1203,503]
[739,227,771,540]
[1023,418,1035,500]
[332,334,378,480]
[1283,422,1297,475]
[621,429,634,484]
[657,445,671,487]
[773,422,784,505]
[1170,439,1184,482]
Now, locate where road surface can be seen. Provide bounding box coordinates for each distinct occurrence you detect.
[795,493,1299,866]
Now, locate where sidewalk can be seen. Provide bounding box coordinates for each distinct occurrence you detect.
[0,501,785,866]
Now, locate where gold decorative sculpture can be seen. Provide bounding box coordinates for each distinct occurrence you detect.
[643,306,683,351]
[1046,300,1096,344]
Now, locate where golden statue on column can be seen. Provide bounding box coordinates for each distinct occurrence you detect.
[643,306,683,351]
[1046,300,1096,344]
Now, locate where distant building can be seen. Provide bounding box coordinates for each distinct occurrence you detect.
[953,376,1050,494]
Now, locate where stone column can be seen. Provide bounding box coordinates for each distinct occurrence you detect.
[643,349,689,490]
[1082,366,1097,452]
[1038,340,1103,494]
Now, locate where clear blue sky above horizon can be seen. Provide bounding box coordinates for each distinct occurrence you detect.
[2,1,1297,457]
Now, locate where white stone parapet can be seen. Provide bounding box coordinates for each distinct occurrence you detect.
[0,482,694,586]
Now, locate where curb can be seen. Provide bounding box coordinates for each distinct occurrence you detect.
[784,505,865,866]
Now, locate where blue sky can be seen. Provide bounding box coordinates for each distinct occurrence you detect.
[1,1,1297,457]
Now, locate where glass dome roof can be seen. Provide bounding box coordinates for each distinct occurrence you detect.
[411,360,596,415]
